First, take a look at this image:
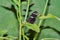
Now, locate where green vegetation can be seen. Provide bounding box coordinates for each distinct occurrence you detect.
[0,0,60,40]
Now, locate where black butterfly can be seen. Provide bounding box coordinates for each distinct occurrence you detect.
[27,11,38,24]
[25,11,38,40]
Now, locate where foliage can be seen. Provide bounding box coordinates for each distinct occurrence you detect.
[0,0,60,40]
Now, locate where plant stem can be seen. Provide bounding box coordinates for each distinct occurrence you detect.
[22,28,29,40]
[24,0,30,22]
[0,37,17,39]
[24,35,29,40]
[22,28,25,40]
[18,0,22,40]
[38,0,49,27]
[33,33,38,40]
[33,0,49,40]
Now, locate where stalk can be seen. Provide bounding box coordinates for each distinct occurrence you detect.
[33,0,49,40]
[38,0,49,27]
[18,0,22,40]
[24,0,30,22]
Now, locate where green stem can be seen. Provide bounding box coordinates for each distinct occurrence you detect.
[33,33,38,40]
[24,35,29,40]
[22,29,25,40]
[24,0,30,22]
[38,0,49,27]
[43,0,49,15]
[22,28,29,40]
[0,37,17,39]
[0,37,9,39]
[23,0,30,40]
[33,0,49,40]
[18,0,22,40]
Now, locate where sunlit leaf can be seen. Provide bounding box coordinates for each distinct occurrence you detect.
[24,22,40,33]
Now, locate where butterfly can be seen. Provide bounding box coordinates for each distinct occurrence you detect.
[26,11,38,24]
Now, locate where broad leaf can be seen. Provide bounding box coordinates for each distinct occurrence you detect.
[38,29,60,40]
[44,0,60,31]
[0,6,18,36]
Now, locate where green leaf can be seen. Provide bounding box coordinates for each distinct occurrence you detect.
[38,29,60,40]
[39,13,60,21]
[11,0,18,11]
[44,0,60,31]
[0,6,18,36]
[0,0,11,8]
[24,22,40,33]
[30,0,45,13]
[11,0,19,5]
[39,14,56,19]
